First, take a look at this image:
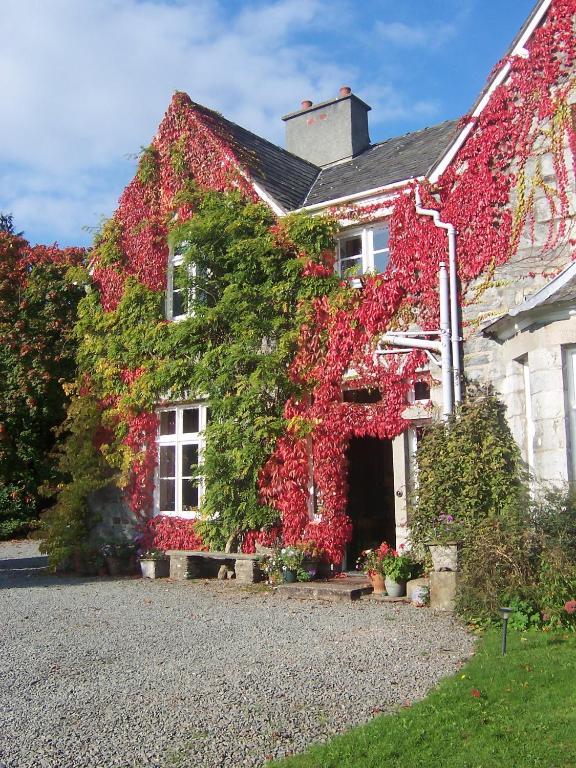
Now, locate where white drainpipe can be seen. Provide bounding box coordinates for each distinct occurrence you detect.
[414,186,462,404]
[438,261,453,418]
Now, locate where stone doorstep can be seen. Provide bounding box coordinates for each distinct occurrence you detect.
[276,575,373,602]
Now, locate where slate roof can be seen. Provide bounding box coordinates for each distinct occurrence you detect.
[302,120,459,207]
[191,101,459,212]
[191,102,319,211]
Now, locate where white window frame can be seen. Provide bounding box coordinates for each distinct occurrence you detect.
[155,403,209,518]
[166,242,191,321]
[564,346,576,483]
[336,223,390,280]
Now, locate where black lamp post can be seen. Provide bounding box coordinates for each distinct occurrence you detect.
[499,607,514,655]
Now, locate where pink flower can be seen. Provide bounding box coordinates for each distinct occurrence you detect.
[564,600,576,615]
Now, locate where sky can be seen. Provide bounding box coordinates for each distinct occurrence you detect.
[1,0,539,247]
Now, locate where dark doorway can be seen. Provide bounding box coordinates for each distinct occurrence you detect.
[346,437,396,569]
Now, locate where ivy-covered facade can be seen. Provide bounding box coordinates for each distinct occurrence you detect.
[43,0,576,568]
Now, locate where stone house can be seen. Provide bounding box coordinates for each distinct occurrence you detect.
[90,0,576,563]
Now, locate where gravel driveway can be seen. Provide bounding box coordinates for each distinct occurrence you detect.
[0,540,475,768]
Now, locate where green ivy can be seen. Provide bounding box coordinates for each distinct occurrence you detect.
[50,189,340,557]
[39,394,112,570]
[137,145,160,186]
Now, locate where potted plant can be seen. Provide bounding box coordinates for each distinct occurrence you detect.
[101,540,137,576]
[257,546,313,584]
[139,549,170,579]
[294,541,326,579]
[381,544,413,597]
[357,542,413,597]
[356,544,389,594]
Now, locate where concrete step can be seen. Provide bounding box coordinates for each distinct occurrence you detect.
[275,575,373,602]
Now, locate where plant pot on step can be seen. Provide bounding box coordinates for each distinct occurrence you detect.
[139,557,170,579]
[302,557,320,580]
[384,577,406,598]
[369,572,386,595]
[283,569,297,583]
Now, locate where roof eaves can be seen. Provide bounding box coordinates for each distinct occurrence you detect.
[483,260,576,338]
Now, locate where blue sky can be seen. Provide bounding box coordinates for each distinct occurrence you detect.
[1,0,537,247]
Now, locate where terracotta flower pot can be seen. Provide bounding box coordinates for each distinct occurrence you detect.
[369,572,386,594]
[106,555,123,577]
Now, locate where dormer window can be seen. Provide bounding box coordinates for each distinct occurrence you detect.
[337,224,390,278]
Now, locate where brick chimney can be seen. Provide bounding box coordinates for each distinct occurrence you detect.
[282,87,371,167]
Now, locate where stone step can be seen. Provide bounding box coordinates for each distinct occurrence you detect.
[275,575,373,602]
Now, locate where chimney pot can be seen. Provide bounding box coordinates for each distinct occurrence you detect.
[339,86,352,97]
[301,99,313,110]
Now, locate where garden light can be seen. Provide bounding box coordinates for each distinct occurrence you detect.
[499,607,514,655]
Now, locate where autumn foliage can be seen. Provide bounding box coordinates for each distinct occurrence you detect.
[0,225,85,537]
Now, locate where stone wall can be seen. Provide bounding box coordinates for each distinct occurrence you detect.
[462,95,576,485]
[87,484,139,544]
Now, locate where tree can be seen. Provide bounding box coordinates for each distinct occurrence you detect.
[0,229,85,538]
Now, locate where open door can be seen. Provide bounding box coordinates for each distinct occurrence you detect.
[345,437,396,569]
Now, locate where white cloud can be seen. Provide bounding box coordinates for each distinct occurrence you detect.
[361,84,440,125]
[375,20,457,49]
[0,0,447,245]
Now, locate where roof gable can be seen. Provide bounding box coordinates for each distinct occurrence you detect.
[188,102,320,211]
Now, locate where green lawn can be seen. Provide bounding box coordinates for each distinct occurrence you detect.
[269,630,576,768]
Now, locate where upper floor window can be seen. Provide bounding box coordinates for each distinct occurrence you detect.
[166,242,190,321]
[166,241,209,321]
[337,224,390,278]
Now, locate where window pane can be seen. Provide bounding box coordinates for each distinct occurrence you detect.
[373,227,389,252]
[182,479,199,510]
[172,288,185,318]
[183,407,200,433]
[159,445,175,476]
[173,264,187,317]
[160,410,176,436]
[343,388,382,404]
[340,256,363,277]
[373,251,390,274]
[341,236,362,258]
[181,444,199,476]
[159,478,175,511]
[414,381,431,401]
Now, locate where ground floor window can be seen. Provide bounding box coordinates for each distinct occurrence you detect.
[564,346,576,483]
[156,403,209,517]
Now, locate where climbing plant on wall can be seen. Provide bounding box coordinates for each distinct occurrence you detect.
[42,0,576,565]
[258,0,576,562]
[43,180,340,564]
